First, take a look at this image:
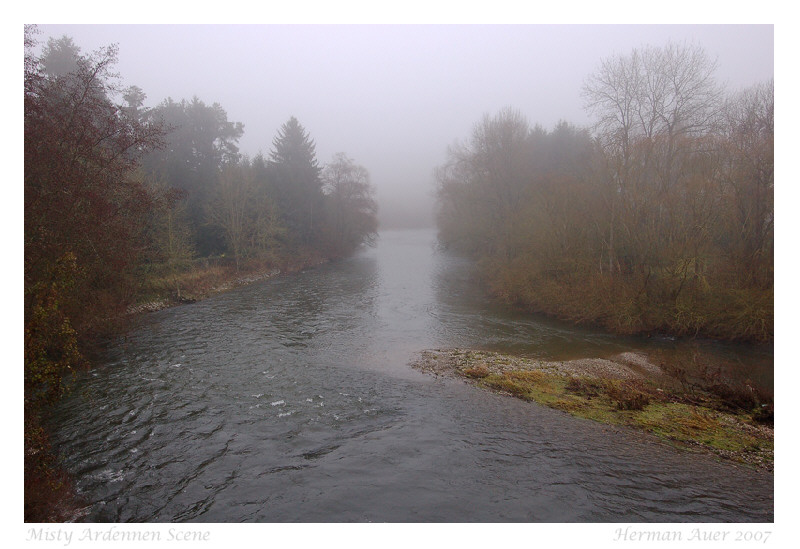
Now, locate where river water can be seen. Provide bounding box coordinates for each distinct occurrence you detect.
[50,229,773,522]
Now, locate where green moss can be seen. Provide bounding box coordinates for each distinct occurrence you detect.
[457,365,772,469]
[632,403,766,453]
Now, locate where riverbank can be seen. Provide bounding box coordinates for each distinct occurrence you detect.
[477,262,774,344]
[411,348,773,471]
[128,251,329,315]
[26,251,332,522]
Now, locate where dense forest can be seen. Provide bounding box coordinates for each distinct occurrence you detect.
[24,27,378,520]
[436,42,773,343]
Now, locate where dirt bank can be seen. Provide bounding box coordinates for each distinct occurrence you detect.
[128,255,328,315]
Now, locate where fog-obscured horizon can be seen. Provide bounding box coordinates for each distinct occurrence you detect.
[33,24,774,229]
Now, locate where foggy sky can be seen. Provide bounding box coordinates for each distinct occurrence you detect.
[34,24,774,228]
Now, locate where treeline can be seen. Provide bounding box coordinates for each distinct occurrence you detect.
[436,42,773,343]
[24,28,377,519]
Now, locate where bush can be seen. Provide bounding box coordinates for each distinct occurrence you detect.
[565,376,603,397]
[604,380,651,411]
[462,365,490,379]
[24,253,85,407]
[751,404,773,425]
[706,382,757,411]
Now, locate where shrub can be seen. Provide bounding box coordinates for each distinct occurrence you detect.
[24,408,84,522]
[462,365,490,378]
[706,382,758,411]
[751,404,774,425]
[604,380,651,411]
[24,253,86,407]
[565,376,603,397]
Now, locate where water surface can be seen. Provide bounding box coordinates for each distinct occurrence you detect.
[51,229,773,522]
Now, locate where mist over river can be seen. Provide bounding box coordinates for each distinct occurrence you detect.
[50,229,773,522]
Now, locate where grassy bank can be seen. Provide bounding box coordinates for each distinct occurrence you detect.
[412,349,773,471]
[130,249,328,314]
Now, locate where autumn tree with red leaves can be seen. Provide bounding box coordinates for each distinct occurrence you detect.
[25,26,168,521]
[24,26,165,406]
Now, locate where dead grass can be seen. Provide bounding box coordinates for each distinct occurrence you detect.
[463,364,490,379]
[134,251,328,312]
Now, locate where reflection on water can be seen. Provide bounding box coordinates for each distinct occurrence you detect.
[50,229,773,522]
[428,240,772,391]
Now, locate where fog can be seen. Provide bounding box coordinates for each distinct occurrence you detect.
[21,17,784,529]
[35,24,773,228]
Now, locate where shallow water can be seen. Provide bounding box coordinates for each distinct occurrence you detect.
[50,229,773,522]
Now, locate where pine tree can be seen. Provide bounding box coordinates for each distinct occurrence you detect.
[269,117,323,245]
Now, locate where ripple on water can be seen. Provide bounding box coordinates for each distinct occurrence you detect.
[48,230,773,522]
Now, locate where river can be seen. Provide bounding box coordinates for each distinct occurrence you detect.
[50,229,773,522]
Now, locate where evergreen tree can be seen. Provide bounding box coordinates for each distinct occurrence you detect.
[269,117,323,245]
[40,35,81,77]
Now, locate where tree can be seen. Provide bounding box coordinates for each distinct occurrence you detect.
[40,35,82,77]
[717,79,774,289]
[211,162,253,270]
[581,41,723,276]
[149,182,195,300]
[25,28,165,401]
[269,117,324,245]
[122,84,147,119]
[582,42,721,172]
[210,157,284,268]
[435,107,533,258]
[321,153,378,255]
[142,96,244,255]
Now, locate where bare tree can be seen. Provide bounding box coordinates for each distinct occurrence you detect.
[717,79,774,289]
[435,108,532,259]
[150,183,195,300]
[211,162,252,270]
[211,159,285,269]
[321,153,378,255]
[582,42,723,275]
